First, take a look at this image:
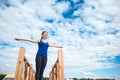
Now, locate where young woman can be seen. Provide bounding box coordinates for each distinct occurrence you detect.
[15,31,62,80]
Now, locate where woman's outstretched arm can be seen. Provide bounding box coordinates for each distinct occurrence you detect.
[49,43,63,48]
[14,38,39,43]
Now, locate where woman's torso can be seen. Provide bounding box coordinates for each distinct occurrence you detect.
[37,40,49,56]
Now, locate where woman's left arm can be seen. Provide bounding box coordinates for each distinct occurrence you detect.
[49,43,63,48]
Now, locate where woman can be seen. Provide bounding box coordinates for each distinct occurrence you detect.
[15,31,62,80]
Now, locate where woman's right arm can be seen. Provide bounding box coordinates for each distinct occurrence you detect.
[14,38,39,43]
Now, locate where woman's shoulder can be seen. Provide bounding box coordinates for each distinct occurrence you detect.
[39,40,46,43]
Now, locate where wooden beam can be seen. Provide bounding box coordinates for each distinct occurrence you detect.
[15,47,25,80]
[15,48,35,80]
[49,49,64,80]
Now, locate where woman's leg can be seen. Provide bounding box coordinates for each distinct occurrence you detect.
[39,56,47,80]
[35,55,42,80]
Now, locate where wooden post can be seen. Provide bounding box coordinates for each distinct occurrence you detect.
[57,61,59,80]
[58,49,64,80]
[26,67,30,80]
[49,49,64,80]
[32,72,35,80]
[15,48,35,80]
[15,47,25,80]
[24,62,27,80]
[29,64,33,80]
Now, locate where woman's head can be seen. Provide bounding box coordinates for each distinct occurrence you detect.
[41,31,48,40]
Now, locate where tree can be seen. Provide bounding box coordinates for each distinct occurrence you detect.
[95,78,115,80]
[79,78,94,80]
[72,78,79,80]
[42,77,49,80]
[0,74,6,80]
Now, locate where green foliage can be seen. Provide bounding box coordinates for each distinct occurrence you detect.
[0,74,6,80]
[72,77,79,80]
[95,78,115,80]
[42,77,49,80]
[79,78,94,80]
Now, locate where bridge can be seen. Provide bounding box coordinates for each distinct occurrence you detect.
[14,47,64,80]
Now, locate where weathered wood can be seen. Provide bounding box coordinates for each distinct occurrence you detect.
[15,48,64,80]
[59,49,64,80]
[15,48,35,80]
[26,67,30,80]
[57,61,59,80]
[15,47,25,80]
[49,49,64,80]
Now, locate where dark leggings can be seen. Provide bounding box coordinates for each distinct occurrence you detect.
[35,55,47,80]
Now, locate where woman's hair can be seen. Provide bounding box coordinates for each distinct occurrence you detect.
[40,31,48,40]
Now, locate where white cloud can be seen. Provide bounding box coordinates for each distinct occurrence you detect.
[54,1,70,14]
[83,72,95,76]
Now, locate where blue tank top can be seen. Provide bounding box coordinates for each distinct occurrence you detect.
[37,40,49,56]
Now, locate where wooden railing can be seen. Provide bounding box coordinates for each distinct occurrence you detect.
[14,48,64,80]
[49,49,64,80]
[14,47,35,80]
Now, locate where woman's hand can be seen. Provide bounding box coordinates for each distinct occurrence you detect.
[14,38,39,43]
[14,38,21,41]
[49,43,63,48]
[58,46,63,48]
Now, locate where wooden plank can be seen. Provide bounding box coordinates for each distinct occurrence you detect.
[49,49,64,80]
[57,61,59,80]
[58,49,62,80]
[29,64,33,80]
[32,72,35,80]
[58,49,64,80]
[14,48,36,80]
[15,47,25,80]
[29,69,32,80]
[22,60,25,80]
[26,67,30,80]
[53,68,56,80]
[60,49,64,80]
[24,61,27,80]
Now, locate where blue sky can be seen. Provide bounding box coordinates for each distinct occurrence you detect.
[0,0,120,79]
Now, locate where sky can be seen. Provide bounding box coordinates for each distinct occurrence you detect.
[0,0,120,80]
